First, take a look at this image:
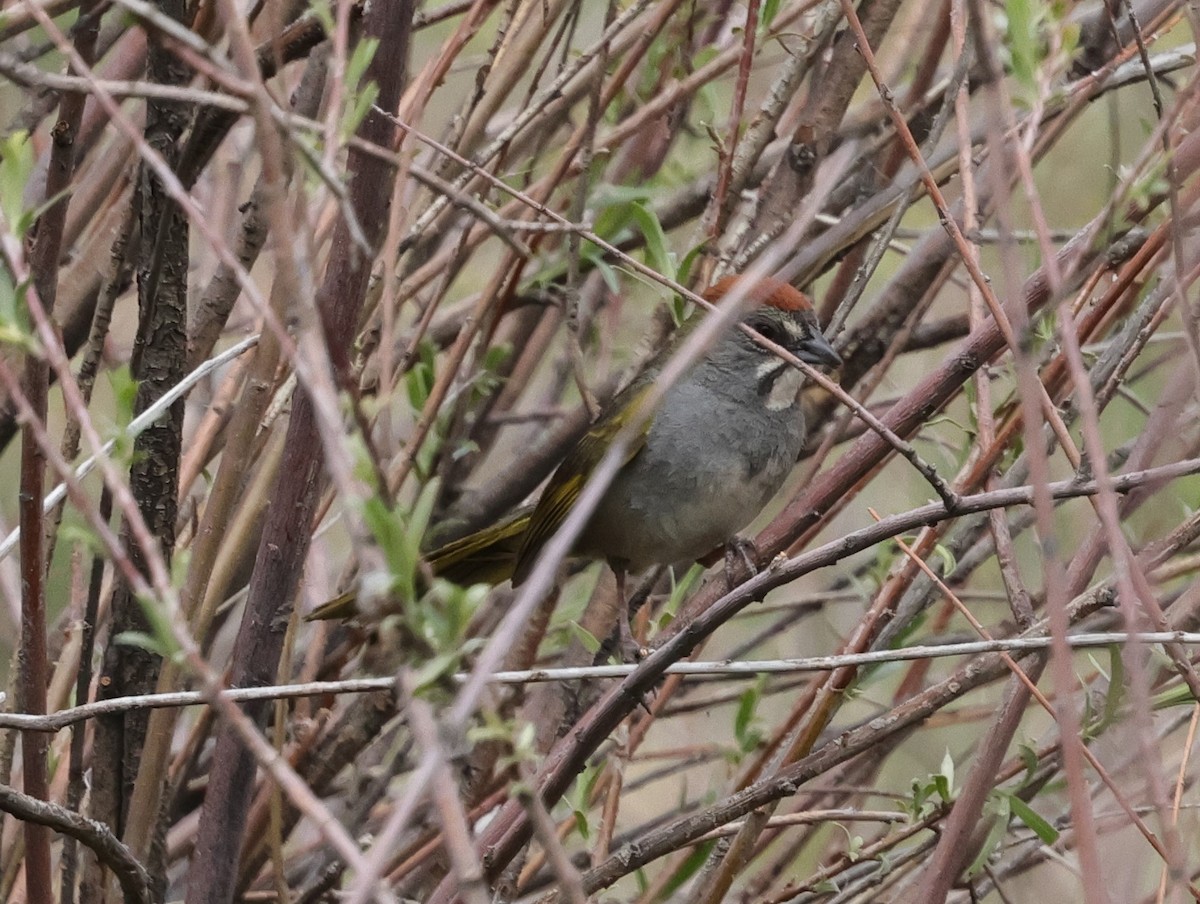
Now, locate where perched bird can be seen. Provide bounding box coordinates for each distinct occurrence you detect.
[308,275,840,622]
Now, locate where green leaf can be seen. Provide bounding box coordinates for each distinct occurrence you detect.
[0,272,33,351]
[130,591,183,661]
[907,778,931,818]
[344,80,380,139]
[467,711,516,745]
[362,497,405,582]
[0,130,34,235]
[306,0,334,34]
[116,593,183,662]
[114,631,172,657]
[966,800,1009,876]
[340,37,380,137]
[941,749,955,788]
[657,564,701,629]
[408,479,438,550]
[1007,794,1059,843]
[580,242,621,293]
[1005,0,1046,100]
[933,749,955,802]
[1017,741,1040,785]
[345,36,378,92]
[108,367,139,425]
[405,343,436,409]
[657,841,715,899]
[412,650,462,694]
[430,581,488,647]
[675,240,707,292]
[511,721,536,761]
[932,542,956,576]
[589,189,651,239]
[734,681,753,749]
[634,868,649,893]
[625,201,676,282]
[568,621,602,655]
[577,761,603,802]
[734,679,764,752]
[1100,644,1125,726]
[761,0,782,29]
[1153,681,1200,709]
[566,760,602,842]
[580,193,676,290]
[480,342,512,382]
[573,809,590,840]
[58,522,105,557]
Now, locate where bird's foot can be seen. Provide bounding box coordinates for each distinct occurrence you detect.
[724,535,759,591]
[593,611,648,664]
[618,609,649,663]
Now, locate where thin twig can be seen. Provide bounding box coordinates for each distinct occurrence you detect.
[7,628,1200,731]
[0,782,151,904]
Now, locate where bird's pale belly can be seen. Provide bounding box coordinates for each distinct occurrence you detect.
[575,441,794,572]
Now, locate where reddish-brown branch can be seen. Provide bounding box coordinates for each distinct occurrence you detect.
[17,2,100,899]
[185,5,414,904]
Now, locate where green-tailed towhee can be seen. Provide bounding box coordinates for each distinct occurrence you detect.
[308,274,840,621]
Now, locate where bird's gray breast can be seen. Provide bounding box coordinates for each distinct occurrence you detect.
[580,374,806,571]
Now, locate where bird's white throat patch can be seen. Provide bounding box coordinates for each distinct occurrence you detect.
[757,360,805,410]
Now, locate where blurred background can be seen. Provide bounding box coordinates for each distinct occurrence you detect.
[0,1,1198,902]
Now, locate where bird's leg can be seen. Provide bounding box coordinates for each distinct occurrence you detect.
[613,567,645,661]
[611,567,657,715]
[724,535,759,592]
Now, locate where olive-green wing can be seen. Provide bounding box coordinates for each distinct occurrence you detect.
[304,589,361,622]
[306,507,534,621]
[511,381,655,585]
[426,506,532,586]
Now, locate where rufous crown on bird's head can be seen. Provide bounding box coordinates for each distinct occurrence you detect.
[702,274,815,313]
[701,274,840,370]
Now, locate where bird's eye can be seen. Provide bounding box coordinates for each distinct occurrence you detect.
[749,318,787,347]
